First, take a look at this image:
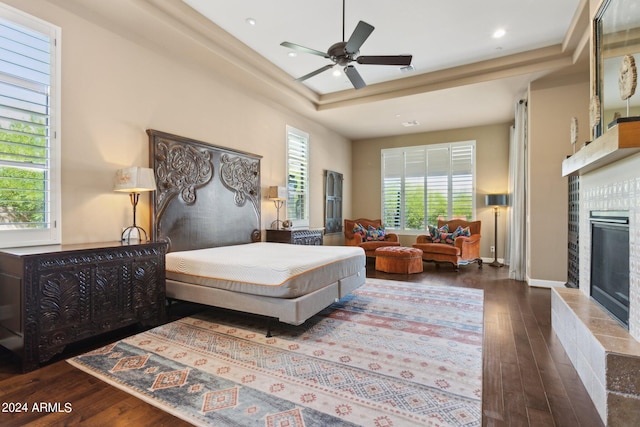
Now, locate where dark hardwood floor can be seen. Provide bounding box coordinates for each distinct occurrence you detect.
[0,261,603,426]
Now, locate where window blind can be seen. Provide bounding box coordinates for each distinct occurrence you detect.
[451,143,474,220]
[286,126,309,222]
[0,4,60,247]
[382,141,475,232]
[426,146,450,225]
[381,150,403,229]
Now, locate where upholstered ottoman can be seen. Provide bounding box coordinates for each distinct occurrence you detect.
[375,246,423,274]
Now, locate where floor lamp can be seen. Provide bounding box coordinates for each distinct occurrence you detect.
[485,194,508,267]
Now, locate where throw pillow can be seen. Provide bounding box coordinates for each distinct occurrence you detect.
[366,224,386,241]
[453,226,471,238]
[352,223,366,239]
[429,224,448,238]
[432,231,455,244]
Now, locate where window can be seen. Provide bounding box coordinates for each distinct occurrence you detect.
[381,141,475,232]
[286,126,309,227]
[0,4,61,248]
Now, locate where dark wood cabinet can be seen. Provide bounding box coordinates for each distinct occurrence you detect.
[0,241,167,372]
[266,228,324,245]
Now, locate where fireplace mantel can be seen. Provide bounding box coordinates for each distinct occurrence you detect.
[562,120,640,177]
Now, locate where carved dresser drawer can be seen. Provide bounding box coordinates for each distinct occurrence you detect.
[266,228,324,245]
[0,241,167,372]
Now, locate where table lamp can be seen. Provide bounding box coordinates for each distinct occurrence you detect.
[114,167,156,243]
[268,186,287,230]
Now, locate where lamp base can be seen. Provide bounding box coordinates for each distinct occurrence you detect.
[489,259,504,268]
[270,220,284,230]
[122,225,148,243]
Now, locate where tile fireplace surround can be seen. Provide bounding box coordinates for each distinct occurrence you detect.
[552,153,640,425]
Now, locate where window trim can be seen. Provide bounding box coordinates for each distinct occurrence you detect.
[381,140,476,234]
[0,3,61,248]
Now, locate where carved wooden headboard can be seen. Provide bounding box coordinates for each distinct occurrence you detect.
[148,129,262,252]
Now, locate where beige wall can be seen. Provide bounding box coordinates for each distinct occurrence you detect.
[528,73,590,284]
[4,0,352,245]
[351,123,511,259]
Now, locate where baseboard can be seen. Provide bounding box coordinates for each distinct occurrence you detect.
[527,277,566,288]
[486,264,565,288]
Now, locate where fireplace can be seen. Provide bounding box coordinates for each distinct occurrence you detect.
[590,210,630,329]
[553,158,640,424]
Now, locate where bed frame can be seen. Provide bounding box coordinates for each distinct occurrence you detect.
[148,130,365,331]
[149,129,261,251]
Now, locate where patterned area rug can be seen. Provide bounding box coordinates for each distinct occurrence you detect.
[68,278,483,426]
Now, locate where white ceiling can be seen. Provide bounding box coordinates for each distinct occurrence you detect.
[179,0,586,139]
[49,0,588,140]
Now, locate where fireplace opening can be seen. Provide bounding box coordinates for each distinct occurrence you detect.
[590,210,630,329]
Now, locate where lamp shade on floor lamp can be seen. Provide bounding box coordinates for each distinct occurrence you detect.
[485,194,508,267]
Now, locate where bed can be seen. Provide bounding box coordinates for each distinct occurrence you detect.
[148,130,366,328]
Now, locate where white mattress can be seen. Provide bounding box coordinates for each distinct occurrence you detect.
[165,242,365,298]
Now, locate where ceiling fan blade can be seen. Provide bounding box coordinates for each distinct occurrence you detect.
[344,65,366,89]
[345,21,374,54]
[357,55,413,66]
[280,41,329,58]
[295,64,336,82]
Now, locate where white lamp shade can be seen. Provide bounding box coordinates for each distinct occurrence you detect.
[114,167,156,192]
[268,186,287,200]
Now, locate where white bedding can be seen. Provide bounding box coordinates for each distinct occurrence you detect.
[165,242,365,298]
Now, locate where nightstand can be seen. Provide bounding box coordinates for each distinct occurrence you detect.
[266,228,324,245]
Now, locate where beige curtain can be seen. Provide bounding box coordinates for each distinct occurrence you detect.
[507,99,527,281]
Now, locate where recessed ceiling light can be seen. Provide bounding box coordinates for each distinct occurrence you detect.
[332,69,342,77]
[493,28,506,39]
[402,120,420,127]
[245,17,256,26]
[288,52,297,57]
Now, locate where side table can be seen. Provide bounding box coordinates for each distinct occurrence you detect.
[266,228,324,245]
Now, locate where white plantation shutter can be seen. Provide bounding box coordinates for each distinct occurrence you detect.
[381,150,403,229]
[0,4,60,247]
[451,143,474,219]
[426,146,450,224]
[381,141,475,232]
[404,147,426,230]
[286,126,309,225]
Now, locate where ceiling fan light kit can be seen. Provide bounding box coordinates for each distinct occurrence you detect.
[280,1,412,90]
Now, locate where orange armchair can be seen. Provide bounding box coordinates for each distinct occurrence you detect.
[344,218,400,257]
[413,219,482,271]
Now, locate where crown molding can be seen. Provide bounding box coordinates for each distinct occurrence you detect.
[49,0,589,116]
[316,46,576,110]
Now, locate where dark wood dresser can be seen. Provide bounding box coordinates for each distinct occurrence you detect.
[266,228,324,245]
[0,241,167,372]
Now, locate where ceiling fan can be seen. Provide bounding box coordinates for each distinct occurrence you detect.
[280,1,412,90]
